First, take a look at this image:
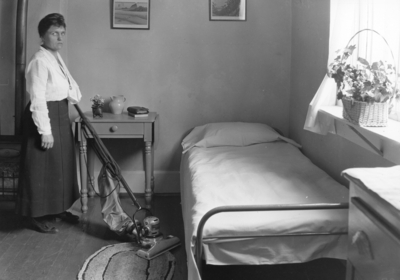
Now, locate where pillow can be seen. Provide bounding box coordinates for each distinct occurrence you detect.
[181,122,301,153]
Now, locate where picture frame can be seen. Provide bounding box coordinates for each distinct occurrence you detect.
[209,0,246,21]
[112,0,150,29]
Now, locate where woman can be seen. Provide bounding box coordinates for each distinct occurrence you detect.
[16,13,82,233]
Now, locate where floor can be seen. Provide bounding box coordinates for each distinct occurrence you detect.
[0,193,347,280]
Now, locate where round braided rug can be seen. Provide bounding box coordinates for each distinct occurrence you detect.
[77,242,175,280]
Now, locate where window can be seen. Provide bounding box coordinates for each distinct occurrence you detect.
[304,0,400,135]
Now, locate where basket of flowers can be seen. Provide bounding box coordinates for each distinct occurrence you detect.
[328,29,399,127]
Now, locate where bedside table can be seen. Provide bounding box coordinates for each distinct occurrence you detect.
[75,111,159,212]
[343,167,400,280]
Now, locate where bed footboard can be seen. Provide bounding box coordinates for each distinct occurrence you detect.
[195,202,349,277]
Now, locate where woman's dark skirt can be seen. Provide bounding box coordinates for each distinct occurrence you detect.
[16,99,79,217]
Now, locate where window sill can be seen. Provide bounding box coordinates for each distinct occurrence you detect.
[319,106,400,164]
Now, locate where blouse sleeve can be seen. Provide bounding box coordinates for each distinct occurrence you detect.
[26,58,52,135]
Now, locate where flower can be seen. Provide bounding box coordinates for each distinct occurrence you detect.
[90,94,105,108]
[328,45,398,103]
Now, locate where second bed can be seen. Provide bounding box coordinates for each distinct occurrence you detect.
[180,122,349,280]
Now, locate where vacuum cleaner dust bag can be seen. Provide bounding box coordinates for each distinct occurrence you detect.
[98,164,134,235]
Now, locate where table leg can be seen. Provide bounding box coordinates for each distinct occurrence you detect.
[144,141,153,208]
[151,143,155,195]
[79,137,88,213]
[87,142,95,197]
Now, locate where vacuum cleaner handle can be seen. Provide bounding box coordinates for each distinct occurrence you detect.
[73,103,144,211]
[117,174,145,211]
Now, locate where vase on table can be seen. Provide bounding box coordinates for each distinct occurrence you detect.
[92,107,103,118]
[109,95,126,115]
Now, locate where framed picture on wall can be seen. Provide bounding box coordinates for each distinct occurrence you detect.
[112,0,150,29]
[209,0,246,21]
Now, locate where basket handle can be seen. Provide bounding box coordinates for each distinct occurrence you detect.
[344,29,397,68]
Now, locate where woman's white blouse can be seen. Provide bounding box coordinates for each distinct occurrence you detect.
[25,47,82,135]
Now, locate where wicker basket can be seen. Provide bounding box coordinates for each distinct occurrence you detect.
[342,97,389,127]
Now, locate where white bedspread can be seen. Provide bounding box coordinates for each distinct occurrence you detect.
[180,142,349,280]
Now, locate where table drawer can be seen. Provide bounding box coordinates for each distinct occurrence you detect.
[348,197,400,280]
[89,122,144,135]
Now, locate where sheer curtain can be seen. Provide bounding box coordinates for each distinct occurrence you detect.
[304,0,400,134]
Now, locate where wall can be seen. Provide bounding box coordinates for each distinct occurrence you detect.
[289,0,394,186]
[17,0,292,192]
[0,0,17,135]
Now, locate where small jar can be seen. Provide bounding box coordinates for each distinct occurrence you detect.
[92,107,103,118]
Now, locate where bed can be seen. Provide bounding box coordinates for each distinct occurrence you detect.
[180,122,349,280]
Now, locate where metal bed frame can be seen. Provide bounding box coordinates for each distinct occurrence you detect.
[195,202,349,277]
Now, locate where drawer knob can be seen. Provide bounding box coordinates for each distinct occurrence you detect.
[110,125,118,132]
[352,230,374,260]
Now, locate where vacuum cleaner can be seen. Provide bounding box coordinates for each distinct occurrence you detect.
[128,209,181,259]
[74,104,180,260]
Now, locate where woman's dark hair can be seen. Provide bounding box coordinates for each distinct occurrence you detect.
[38,13,66,37]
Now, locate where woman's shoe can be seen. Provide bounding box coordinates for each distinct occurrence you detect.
[29,217,58,234]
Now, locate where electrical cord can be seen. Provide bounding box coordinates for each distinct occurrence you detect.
[83,152,120,199]
[82,130,120,199]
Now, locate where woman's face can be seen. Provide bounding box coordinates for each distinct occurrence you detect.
[41,25,66,52]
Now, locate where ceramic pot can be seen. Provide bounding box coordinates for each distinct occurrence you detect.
[92,107,103,118]
[109,95,126,115]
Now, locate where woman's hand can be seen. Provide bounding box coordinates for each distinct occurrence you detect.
[41,134,54,150]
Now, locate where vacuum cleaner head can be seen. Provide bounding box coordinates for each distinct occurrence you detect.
[137,235,181,260]
[130,212,181,260]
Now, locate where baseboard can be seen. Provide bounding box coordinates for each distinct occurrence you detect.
[119,192,180,198]
[87,170,180,194]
